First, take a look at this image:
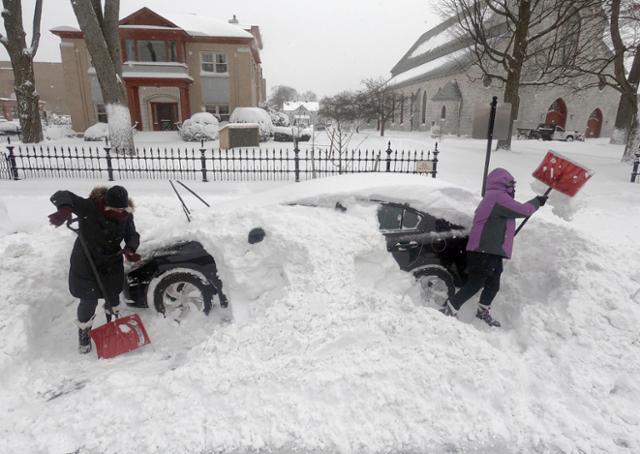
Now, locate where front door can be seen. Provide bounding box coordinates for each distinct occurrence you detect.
[151,102,179,131]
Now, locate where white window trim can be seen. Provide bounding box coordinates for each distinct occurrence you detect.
[200,51,228,75]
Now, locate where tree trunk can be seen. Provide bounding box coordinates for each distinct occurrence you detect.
[497,71,521,150]
[71,0,134,154]
[1,1,43,143]
[611,91,636,145]
[622,95,639,162]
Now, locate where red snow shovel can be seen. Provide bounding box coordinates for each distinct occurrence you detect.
[516,150,594,234]
[66,218,150,359]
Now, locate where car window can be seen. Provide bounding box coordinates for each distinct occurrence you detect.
[402,209,422,230]
[378,205,403,230]
[557,127,564,132]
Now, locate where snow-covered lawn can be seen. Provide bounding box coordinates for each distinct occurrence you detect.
[1,131,639,453]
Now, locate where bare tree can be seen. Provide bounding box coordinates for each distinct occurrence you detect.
[566,0,639,160]
[440,0,601,149]
[71,0,134,153]
[360,77,395,137]
[0,0,44,143]
[267,85,298,110]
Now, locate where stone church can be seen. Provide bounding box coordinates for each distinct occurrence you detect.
[387,16,618,138]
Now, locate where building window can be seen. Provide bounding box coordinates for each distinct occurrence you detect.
[201,52,228,74]
[421,91,427,124]
[205,104,230,122]
[125,40,135,61]
[96,104,108,123]
[441,105,446,119]
[400,95,404,124]
[135,40,177,62]
[391,95,396,124]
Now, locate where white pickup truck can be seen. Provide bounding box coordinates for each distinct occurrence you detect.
[536,124,585,142]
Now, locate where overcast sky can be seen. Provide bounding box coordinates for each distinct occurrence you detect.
[0,0,441,98]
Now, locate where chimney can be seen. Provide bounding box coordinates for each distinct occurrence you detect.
[229,14,239,24]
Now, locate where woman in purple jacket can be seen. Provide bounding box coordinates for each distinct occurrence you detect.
[441,168,547,327]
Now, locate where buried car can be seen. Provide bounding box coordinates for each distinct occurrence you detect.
[122,174,476,317]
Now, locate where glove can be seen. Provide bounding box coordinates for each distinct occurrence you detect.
[121,247,142,263]
[536,195,548,207]
[48,206,72,227]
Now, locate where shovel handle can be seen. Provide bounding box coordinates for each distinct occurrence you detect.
[515,186,552,236]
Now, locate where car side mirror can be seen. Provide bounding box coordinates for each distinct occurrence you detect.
[248,227,266,244]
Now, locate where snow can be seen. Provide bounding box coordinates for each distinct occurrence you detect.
[121,71,193,80]
[408,30,457,59]
[178,112,219,141]
[83,122,109,141]
[153,10,253,39]
[388,47,471,87]
[1,131,640,453]
[230,107,274,140]
[44,125,75,141]
[0,119,20,134]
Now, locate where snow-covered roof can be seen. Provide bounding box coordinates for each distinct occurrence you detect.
[408,29,457,59]
[50,25,80,33]
[283,102,320,112]
[141,9,253,39]
[388,47,472,88]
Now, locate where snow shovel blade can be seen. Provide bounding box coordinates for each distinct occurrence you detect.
[90,314,150,359]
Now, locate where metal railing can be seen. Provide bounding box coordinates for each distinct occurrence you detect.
[2,140,439,182]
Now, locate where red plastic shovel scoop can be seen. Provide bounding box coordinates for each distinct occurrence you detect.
[90,314,151,359]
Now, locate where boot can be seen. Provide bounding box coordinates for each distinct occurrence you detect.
[76,318,94,354]
[476,304,501,327]
[439,300,458,318]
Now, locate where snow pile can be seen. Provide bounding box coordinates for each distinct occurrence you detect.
[83,122,109,141]
[230,107,274,141]
[0,119,20,134]
[44,125,75,141]
[178,112,220,141]
[270,110,290,127]
[0,198,13,236]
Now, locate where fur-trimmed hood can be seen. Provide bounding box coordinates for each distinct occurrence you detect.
[89,186,135,211]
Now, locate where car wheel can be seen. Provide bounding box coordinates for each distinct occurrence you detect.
[149,268,217,319]
[566,136,574,142]
[413,266,455,307]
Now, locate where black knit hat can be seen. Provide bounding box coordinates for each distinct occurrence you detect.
[105,185,128,208]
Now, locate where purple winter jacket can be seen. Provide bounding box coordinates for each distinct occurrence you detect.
[466,168,541,259]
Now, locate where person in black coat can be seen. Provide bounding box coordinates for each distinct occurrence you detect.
[49,185,141,353]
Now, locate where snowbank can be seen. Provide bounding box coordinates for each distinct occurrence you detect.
[83,122,109,141]
[178,112,219,141]
[44,125,75,141]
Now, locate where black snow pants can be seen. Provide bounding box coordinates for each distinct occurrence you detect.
[78,295,121,323]
[449,251,503,311]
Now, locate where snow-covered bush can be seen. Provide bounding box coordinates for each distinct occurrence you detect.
[178,112,220,142]
[230,107,274,141]
[47,113,72,127]
[44,125,76,141]
[83,122,109,141]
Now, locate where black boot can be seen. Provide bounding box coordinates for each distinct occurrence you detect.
[76,318,94,354]
[476,304,501,327]
[78,328,92,353]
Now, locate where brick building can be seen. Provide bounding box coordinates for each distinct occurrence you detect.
[0,61,67,120]
[387,16,618,138]
[51,7,266,133]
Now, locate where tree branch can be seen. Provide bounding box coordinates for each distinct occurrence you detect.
[29,0,43,55]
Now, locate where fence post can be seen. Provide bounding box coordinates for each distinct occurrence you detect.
[7,144,19,180]
[432,142,439,179]
[294,138,300,182]
[632,151,640,183]
[200,139,208,182]
[104,145,114,181]
[385,141,392,172]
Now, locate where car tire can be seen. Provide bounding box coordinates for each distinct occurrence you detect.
[149,268,217,318]
[566,136,574,142]
[413,266,455,307]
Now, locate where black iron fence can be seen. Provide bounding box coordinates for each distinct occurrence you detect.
[1,141,439,182]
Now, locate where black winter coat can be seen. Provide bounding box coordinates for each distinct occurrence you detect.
[51,189,140,301]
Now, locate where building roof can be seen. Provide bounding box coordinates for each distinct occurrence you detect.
[52,7,256,41]
[283,102,319,112]
[388,17,475,89]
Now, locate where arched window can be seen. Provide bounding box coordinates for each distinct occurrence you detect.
[545,98,567,128]
[441,105,446,119]
[421,91,427,124]
[400,95,404,124]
